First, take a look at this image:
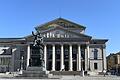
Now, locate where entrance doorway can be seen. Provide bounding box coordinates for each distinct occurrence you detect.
[55,61,60,71]
[64,61,69,71]
[73,61,77,71]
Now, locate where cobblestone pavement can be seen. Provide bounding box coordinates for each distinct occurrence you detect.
[0,75,120,80]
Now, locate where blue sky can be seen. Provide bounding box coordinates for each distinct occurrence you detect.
[0,0,120,55]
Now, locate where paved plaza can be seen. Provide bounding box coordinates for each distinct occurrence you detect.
[61,76,120,80]
[0,74,120,80]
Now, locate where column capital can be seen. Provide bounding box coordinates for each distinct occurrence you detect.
[43,43,47,46]
[77,44,81,46]
[68,43,73,46]
[60,43,64,46]
[52,44,55,46]
[102,44,106,48]
[86,44,90,46]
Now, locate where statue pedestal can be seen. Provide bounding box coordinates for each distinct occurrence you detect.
[22,67,48,78]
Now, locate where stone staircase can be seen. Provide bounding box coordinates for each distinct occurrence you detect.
[50,71,81,75]
[87,71,99,76]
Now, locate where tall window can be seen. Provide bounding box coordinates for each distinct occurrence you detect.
[55,45,61,59]
[64,45,69,59]
[72,45,77,60]
[94,48,98,60]
[81,49,85,59]
[47,45,52,59]
[94,63,98,70]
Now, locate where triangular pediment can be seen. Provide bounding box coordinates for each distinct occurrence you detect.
[25,27,91,42]
[41,27,91,39]
[36,18,86,30]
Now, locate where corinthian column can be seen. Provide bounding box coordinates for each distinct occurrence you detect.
[69,44,73,71]
[27,45,30,67]
[87,45,90,70]
[44,45,47,70]
[61,44,64,71]
[103,48,107,70]
[78,45,81,71]
[52,45,55,71]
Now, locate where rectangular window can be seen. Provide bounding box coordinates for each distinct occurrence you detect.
[81,49,85,59]
[94,49,98,60]
[94,63,98,70]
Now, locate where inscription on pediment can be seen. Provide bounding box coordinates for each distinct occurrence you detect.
[42,30,79,38]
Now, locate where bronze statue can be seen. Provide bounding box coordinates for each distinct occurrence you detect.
[32,30,43,47]
[31,30,44,67]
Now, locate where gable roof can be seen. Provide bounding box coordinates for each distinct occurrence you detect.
[35,18,86,30]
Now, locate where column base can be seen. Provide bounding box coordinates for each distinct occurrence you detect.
[52,69,55,71]
[77,70,81,71]
[69,69,73,71]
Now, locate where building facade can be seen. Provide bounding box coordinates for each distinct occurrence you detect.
[0,18,108,74]
[107,52,120,75]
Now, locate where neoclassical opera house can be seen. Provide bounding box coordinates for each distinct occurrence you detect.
[0,18,108,74]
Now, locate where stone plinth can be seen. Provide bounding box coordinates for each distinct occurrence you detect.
[22,67,48,78]
[26,67,45,71]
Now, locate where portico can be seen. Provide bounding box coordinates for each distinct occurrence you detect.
[27,42,90,71]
